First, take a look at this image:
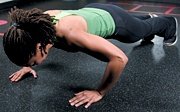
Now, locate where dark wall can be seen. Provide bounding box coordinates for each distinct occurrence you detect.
[138,0,180,4]
[0,0,50,11]
[108,0,180,5]
[1,0,180,11]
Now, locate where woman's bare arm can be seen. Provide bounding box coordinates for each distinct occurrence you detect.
[59,22,128,108]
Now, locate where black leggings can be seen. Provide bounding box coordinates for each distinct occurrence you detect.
[85,3,171,43]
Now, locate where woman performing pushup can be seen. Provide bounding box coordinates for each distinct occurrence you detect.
[3,3,178,108]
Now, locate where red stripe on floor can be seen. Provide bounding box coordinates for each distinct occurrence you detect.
[110,2,179,8]
[0,32,4,37]
[0,20,8,25]
[164,6,176,14]
[130,10,180,16]
[129,5,142,12]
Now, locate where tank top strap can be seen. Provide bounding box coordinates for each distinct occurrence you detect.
[52,11,73,24]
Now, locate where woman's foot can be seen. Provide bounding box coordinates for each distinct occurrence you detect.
[163,17,178,46]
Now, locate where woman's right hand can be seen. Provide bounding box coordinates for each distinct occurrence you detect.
[9,67,37,82]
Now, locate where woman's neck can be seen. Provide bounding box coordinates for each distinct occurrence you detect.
[43,10,62,17]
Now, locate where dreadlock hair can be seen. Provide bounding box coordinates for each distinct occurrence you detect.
[3,7,56,66]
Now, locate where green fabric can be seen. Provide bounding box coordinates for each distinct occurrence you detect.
[54,8,115,37]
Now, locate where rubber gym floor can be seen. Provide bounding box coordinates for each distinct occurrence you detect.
[0,0,180,112]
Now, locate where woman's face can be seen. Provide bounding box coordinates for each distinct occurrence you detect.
[28,50,47,66]
[28,43,52,66]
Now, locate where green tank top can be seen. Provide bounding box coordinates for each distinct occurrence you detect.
[53,8,115,37]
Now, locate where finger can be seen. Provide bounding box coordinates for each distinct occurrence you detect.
[71,95,87,106]
[85,99,94,108]
[69,97,78,103]
[11,73,21,82]
[75,91,84,96]
[9,74,14,79]
[13,73,23,82]
[69,95,84,106]
[75,98,90,107]
[69,93,84,103]
[15,74,23,81]
[30,70,37,78]
[9,73,17,79]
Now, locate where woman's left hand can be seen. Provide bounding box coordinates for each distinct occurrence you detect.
[69,90,103,108]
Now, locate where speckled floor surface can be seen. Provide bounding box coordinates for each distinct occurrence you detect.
[0,0,180,112]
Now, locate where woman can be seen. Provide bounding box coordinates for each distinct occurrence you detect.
[3,3,178,108]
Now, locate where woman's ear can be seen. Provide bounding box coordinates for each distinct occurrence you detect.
[36,43,44,56]
[36,43,42,51]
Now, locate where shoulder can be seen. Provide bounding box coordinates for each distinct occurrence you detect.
[55,16,87,37]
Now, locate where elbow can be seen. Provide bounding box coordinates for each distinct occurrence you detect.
[116,54,128,66]
[110,54,128,66]
[124,55,128,64]
[121,55,128,66]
